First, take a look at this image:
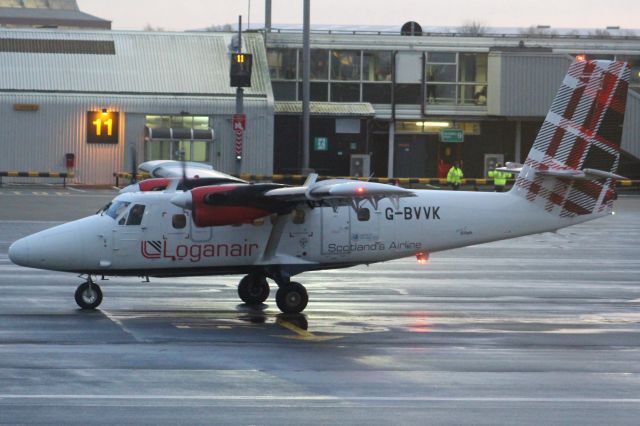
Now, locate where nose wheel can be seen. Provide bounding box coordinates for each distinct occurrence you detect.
[75,281,103,310]
[238,274,270,305]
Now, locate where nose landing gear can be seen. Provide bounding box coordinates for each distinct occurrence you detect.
[75,279,103,310]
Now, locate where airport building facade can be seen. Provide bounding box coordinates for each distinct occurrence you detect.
[266,30,640,179]
[0,23,639,184]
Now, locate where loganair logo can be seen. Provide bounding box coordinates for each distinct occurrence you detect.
[141,240,259,263]
[141,241,163,259]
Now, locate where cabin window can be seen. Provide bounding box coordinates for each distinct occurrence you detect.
[357,208,370,222]
[172,214,186,229]
[126,204,146,226]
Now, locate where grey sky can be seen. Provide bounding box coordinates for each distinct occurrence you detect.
[77,0,640,32]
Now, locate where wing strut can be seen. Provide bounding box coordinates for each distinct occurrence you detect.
[261,214,289,262]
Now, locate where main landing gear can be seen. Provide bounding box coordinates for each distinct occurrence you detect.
[74,278,103,310]
[237,273,308,314]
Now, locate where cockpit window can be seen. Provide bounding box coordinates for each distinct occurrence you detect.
[126,204,146,226]
[97,202,111,215]
[104,201,130,219]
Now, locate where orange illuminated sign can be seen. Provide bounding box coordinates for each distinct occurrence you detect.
[87,110,119,144]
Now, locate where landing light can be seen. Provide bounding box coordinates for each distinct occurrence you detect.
[416,252,429,264]
[576,54,586,62]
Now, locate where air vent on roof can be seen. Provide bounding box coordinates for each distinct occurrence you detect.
[0,38,115,55]
[401,21,422,36]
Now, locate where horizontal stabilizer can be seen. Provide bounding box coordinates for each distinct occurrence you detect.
[536,168,627,181]
[496,162,523,174]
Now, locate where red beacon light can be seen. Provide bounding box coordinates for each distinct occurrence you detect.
[416,252,429,264]
[355,187,365,194]
[576,54,586,62]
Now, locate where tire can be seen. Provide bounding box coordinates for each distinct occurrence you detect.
[75,282,103,310]
[275,282,308,314]
[238,274,270,305]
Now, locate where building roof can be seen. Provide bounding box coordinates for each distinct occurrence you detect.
[275,101,375,116]
[0,1,110,29]
[0,0,78,10]
[0,29,271,97]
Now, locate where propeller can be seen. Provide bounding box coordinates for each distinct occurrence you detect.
[177,147,187,191]
[130,147,138,184]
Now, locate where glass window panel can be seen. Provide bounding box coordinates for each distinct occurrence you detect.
[272,81,297,100]
[298,82,329,101]
[395,84,421,104]
[459,84,488,105]
[299,49,329,80]
[362,83,391,103]
[192,116,209,130]
[363,51,392,81]
[146,140,171,161]
[145,115,162,129]
[267,48,297,80]
[330,83,360,102]
[426,84,456,104]
[191,141,209,162]
[459,53,488,83]
[428,52,456,63]
[331,50,361,81]
[426,64,456,82]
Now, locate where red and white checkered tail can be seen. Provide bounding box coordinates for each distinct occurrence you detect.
[513,60,630,217]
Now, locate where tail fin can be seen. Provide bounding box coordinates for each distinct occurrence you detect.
[512,60,631,218]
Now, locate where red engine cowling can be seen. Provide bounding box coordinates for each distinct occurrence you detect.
[138,178,172,192]
[190,185,271,227]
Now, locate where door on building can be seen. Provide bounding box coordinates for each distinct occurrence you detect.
[436,141,461,178]
[394,134,438,177]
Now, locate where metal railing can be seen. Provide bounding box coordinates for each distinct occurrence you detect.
[0,171,74,188]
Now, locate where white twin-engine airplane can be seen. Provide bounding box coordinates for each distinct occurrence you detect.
[9,60,631,314]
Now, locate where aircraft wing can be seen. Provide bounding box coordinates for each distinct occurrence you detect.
[138,160,246,182]
[171,175,416,227]
[264,176,415,209]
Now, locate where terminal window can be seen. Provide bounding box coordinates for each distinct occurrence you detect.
[145,115,211,163]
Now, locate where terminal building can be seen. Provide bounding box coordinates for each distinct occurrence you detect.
[0,2,638,184]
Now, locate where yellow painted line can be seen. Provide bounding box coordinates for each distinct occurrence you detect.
[275,318,343,342]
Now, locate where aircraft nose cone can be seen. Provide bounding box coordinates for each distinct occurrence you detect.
[8,238,30,267]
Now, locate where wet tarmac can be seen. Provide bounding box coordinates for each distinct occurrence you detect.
[0,189,639,425]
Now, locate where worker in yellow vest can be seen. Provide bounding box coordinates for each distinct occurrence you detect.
[447,161,464,190]
[488,163,512,192]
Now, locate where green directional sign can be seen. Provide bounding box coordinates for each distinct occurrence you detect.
[314,137,329,151]
[440,128,464,143]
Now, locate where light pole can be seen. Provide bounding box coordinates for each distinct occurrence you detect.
[302,0,311,173]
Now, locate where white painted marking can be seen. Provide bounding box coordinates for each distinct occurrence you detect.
[67,187,86,193]
[0,220,64,224]
[101,310,144,343]
[0,395,638,403]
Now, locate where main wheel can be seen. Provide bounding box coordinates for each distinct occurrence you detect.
[275,282,308,314]
[238,274,270,305]
[74,282,103,310]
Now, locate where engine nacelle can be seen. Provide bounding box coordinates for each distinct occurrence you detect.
[139,178,172,192]
[190,185,272,227]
